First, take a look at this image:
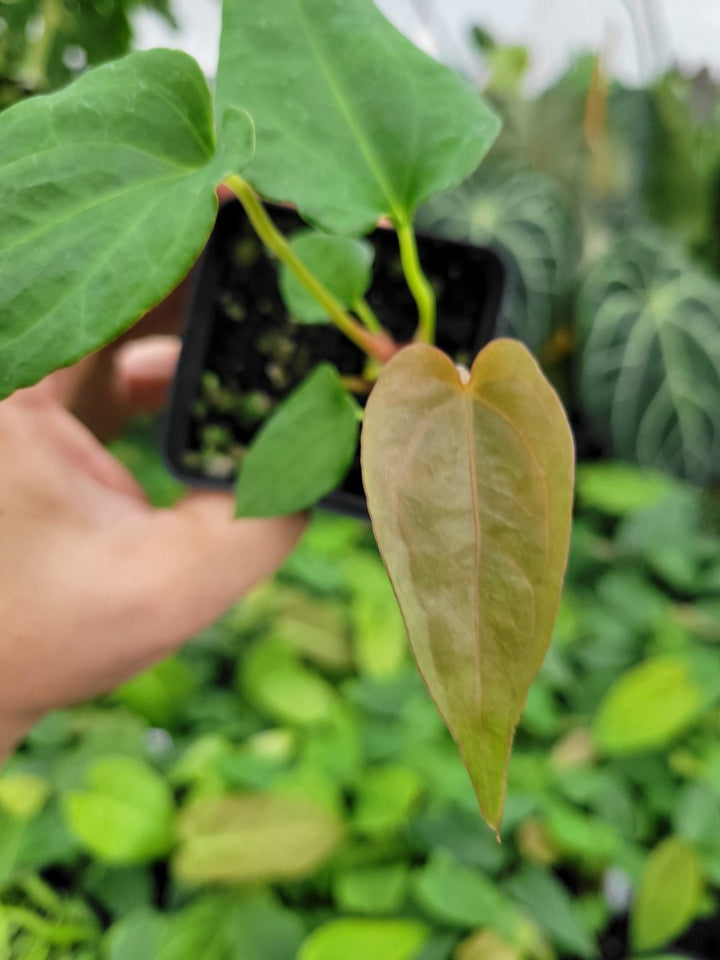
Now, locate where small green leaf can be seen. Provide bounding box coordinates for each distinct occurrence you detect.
[174,793,343,884]
[593,655,709,754]
[280,232,373,323]
[506,866,595,959]
[83,864,153,920]
[542,800,621,865]
[0,773,49,820]
[113,658,197,728]
[333,863,409,914]
[217,0,500,234]
[298,918,429,960]
[159,892,305,960]
[631,837,703,952]
[0,49,254,397]
[362,341,574,832]
[353,764,423,836]
[241,638,338,727]
[63,756,175,864]
[413,850,513,931]
[673,783,720,850]
[344,553,408,678]
[236,364,361,517]
[106,909,167,960]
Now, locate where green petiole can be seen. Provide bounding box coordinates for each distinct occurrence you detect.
[224,176,389,363]
[395,217,436,344]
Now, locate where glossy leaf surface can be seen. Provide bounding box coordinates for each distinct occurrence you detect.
[0,48,254,397]
[362,341,574,831]
[174,793,343,884]
[631,837,703,952]
[235,364,360,517]
[280,232,373,323]
[217,0,500,234]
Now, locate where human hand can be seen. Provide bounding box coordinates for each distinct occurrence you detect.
[0,335,306,759]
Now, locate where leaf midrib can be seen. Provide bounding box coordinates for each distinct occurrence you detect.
[292,0,404,220]
[463,391,484,724]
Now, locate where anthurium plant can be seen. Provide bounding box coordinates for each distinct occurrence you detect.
[0,0,574,832]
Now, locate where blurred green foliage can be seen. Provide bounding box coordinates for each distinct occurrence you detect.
[0,0,174,96]
[3,438,720,958]
[420,39,720,486]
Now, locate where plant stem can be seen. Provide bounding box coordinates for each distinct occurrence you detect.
[396,217,436,343]
[352,298,383,334]
[21,0,64,90]
[224,176,389,363]
[340,375,373,395]
[2,907,94,945]
[19,876,63,916]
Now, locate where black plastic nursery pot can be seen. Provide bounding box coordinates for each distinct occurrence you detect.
[165,200,508,519]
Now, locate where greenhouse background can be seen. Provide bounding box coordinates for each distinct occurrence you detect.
[1,0,720,957]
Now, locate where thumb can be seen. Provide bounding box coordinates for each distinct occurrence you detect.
[136,492,308,651]
[114,335,182,414]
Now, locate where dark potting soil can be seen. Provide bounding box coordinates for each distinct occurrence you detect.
[166,201,505,513]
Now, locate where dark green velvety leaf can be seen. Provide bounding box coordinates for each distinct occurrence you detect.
[216,0,500,234]
[418,168,576,352]
[0,48,254,398]
[578,231,720,483]
[235,364,361,517]
[279,231,373,323]
[362,341,574,832]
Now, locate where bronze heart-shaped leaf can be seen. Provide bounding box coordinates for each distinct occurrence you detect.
[361,339,574,833]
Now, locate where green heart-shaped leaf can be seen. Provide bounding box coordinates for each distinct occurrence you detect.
[0,48,254,397]
[216,0,500,234]
[361,341,574,832]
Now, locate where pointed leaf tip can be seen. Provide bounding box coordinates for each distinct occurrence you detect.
[361,340,574,832]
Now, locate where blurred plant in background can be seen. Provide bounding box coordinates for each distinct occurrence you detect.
[0,0,174,97]
[3,442,720,958]
[419,30,720,485]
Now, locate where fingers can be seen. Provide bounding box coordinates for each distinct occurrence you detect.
[136,494,308,652]
[114,335,182,413]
